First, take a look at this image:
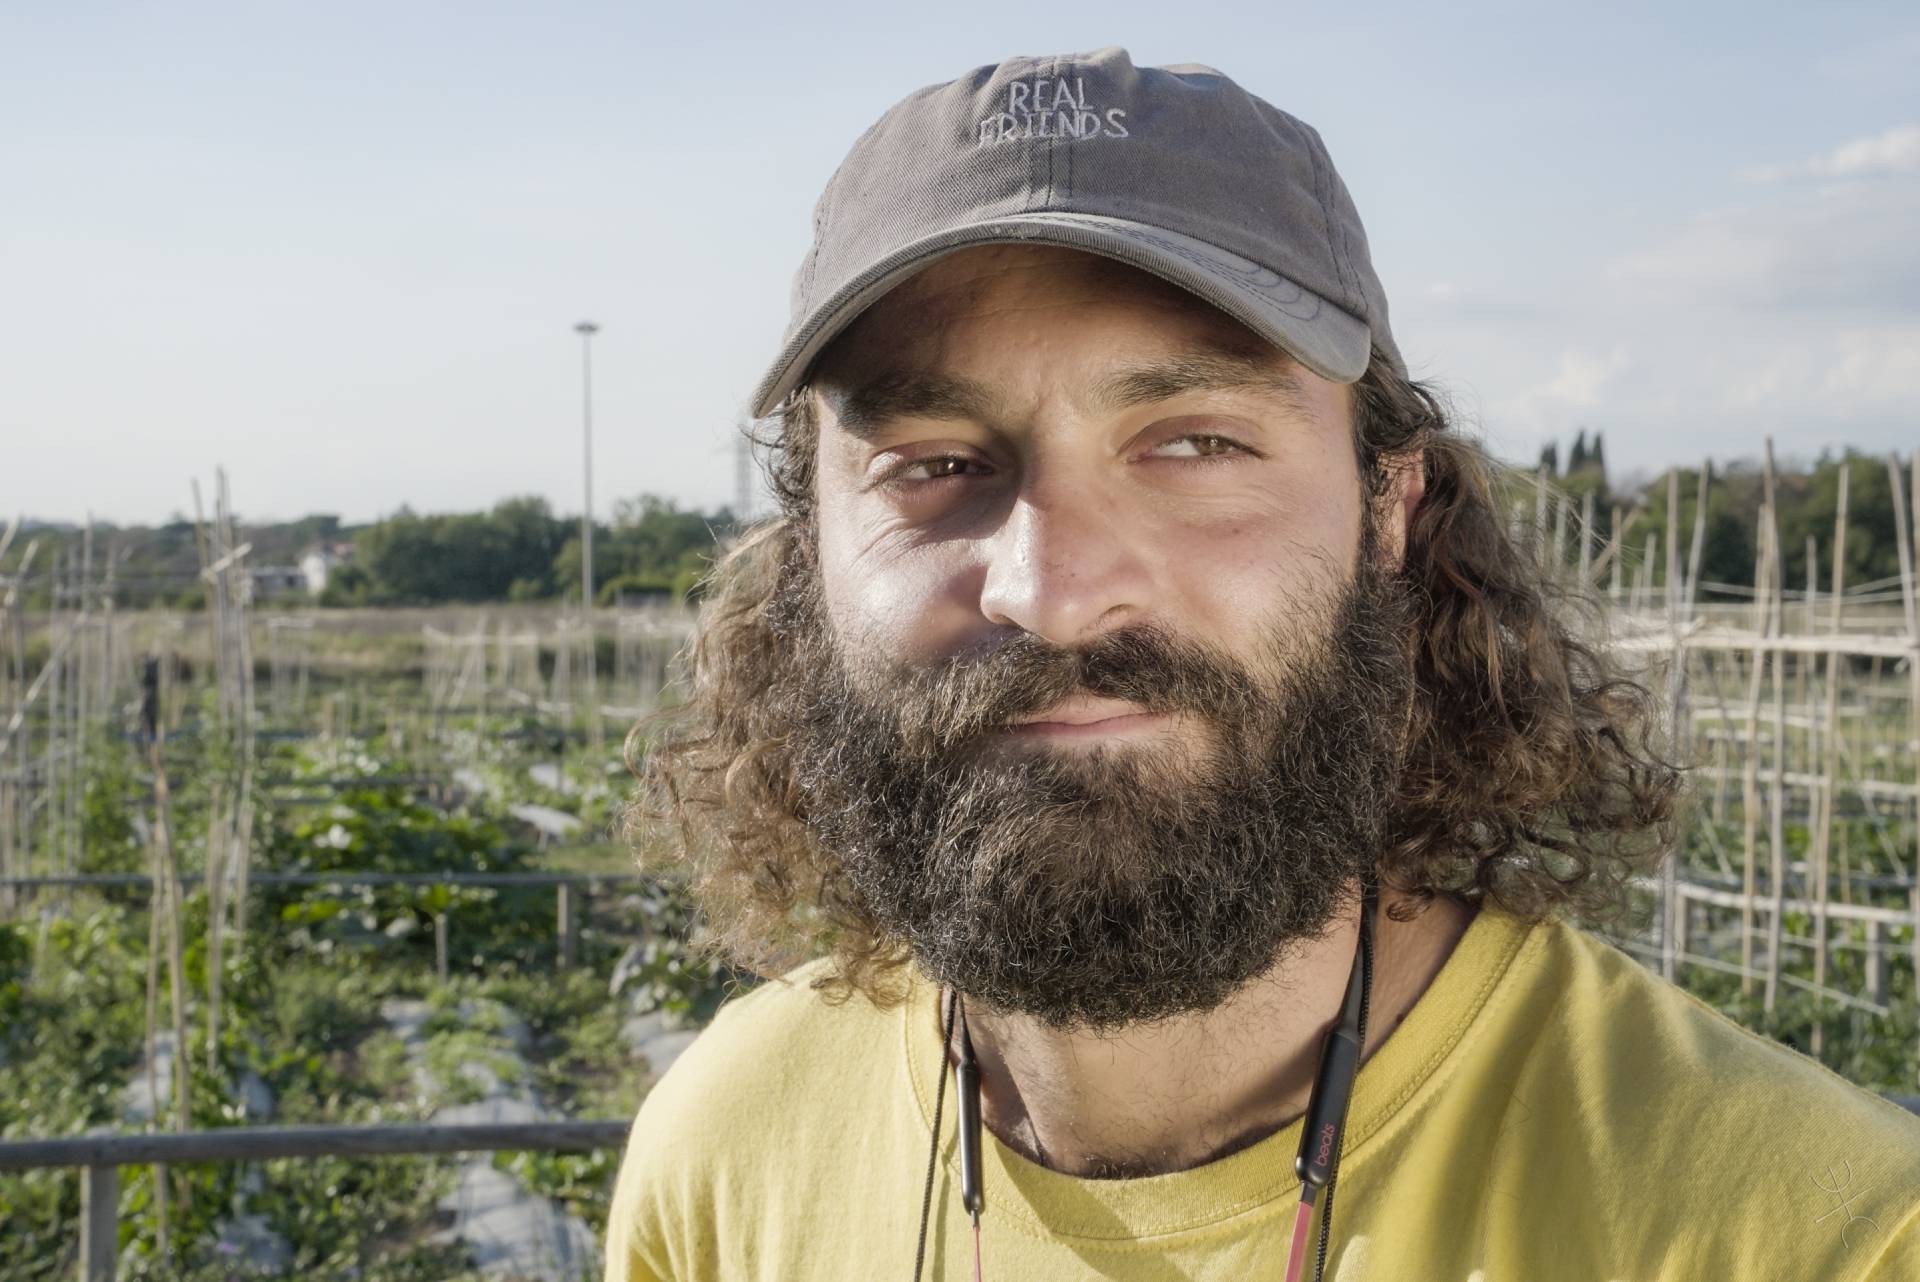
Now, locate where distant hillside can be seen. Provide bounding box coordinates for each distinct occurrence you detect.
[6,512,346,608]
[4,496,734,610]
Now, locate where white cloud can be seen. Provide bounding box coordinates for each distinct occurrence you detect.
[1423,184,1920,480]
[1706,324,1920,421]
[1820,326,1920,406]
[1824,125,1920,178]
[1743,123,1920,183]
[1467,323,1920,485]
[1480,347,1632,444]
[1608,180,1920,312]
[1544,347,1632,409]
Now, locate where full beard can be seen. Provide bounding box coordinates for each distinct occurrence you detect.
[770,521,1416,1032]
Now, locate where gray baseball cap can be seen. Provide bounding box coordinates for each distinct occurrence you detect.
[748,45,1404,419]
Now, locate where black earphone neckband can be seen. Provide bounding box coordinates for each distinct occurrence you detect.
[911,875,1380,1282]
[1286,874,1378,1282]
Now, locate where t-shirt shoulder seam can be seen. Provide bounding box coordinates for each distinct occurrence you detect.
[1354,906,1545,1148]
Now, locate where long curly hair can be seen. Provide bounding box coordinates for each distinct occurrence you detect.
[623,345,1684,1005]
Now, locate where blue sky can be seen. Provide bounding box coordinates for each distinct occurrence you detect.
[4,1,1916,526]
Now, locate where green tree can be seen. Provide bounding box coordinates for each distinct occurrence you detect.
[318,562,372,607]
[353,496,569,603]
[1776,451,1902,595]
[1629,463,1761,597]
[555,496,733,605]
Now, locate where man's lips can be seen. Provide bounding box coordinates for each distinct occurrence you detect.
[1006,696,1165,734]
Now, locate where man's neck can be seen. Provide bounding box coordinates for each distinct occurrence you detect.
[936,887,1478,1178]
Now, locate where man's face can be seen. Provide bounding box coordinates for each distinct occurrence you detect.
[811,244,1377,726]
[775,244,1417,1029]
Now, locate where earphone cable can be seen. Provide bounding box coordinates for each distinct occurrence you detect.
[912,988,961,1282]
[917,883,1376,1282]
[1311,880,1377,1282]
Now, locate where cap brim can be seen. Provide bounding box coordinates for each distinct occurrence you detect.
[748,210,1374,419]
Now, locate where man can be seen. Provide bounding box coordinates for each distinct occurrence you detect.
[607,47,1920,1280]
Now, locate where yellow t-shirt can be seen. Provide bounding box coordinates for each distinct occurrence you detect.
[605,903,1920,1280]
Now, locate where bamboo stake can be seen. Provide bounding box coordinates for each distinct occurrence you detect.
[1579,490,1595,590]
[142,800,169,1258]
[1810,465,1849,1054]
[1795,539,1812,777]
[74,518,92,879]
[1839,823,1852,908]
[1609,504,1625,600]
[1665,468,1681,626]
[1552,493,1569,579]
[1739,512,1777,994]
[1534,463,1550,568]
[193,478,229,1075]
[221,471,258,955]
[1636,533,1659,619]
[45,551,61,877]
[99,544,119,732]
[1660,463,1711,980]
[1684,461,1711,611]
[1892,451,1920,1081]
[147,681,191,1243]
[1763,440,1788,1013]
[205,780,227,1073]
[0,537,37,909]
[1708,648,1731,826]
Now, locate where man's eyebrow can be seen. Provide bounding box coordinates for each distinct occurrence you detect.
[828,348,1312,440]
[832,369,1001,440]
[1087,349,1312,417]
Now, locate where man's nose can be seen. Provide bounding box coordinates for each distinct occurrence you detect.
[975,471,1155,646]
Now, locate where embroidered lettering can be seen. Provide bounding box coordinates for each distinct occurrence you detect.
[976,73,1129,146]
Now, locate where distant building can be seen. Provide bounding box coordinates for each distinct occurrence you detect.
[299,542,352,594]
[250,566,308,600]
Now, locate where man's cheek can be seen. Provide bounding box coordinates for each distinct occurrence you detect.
[839,569,973,668]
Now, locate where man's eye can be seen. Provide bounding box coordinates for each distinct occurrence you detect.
[894,456,985,482]
[1152,433,1249,459]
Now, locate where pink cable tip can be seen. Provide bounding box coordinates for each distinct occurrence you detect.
[1283,1197,1315,1282]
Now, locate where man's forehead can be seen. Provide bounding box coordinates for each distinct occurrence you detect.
[847,244,1263,348]
[816,244,1298,399]
[886,242,1209,304]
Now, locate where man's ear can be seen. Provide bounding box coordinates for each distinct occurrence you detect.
[1375,448,1426,573]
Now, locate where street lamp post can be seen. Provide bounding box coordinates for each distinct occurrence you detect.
[574,321,601,753]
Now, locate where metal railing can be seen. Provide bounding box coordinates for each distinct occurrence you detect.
[0,1120,631,1282]
[0,871,650,889]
